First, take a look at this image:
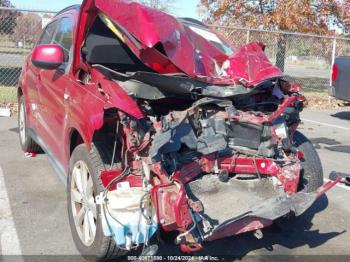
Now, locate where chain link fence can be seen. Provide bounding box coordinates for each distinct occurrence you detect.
[211,25,350,92]
[1,7,350,92]
[0,7,56,87]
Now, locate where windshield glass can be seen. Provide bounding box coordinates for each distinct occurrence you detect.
[186,25,235,56]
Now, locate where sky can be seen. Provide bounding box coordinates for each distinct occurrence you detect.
[10,0,200,19]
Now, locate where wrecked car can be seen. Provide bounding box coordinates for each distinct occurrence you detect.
[17,0,340,259]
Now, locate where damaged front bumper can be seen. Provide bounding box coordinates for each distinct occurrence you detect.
[204,178,340,242]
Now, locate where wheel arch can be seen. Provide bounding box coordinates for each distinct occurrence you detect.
[67,107,121,159]
[69,128,85,157]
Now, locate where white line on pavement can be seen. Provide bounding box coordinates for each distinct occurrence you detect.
[0,166,23,259]
[302,118,350,131]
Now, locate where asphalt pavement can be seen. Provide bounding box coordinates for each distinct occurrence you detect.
[0,109,350,261]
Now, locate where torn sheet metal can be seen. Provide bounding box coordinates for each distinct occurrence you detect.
[80,0,283,86]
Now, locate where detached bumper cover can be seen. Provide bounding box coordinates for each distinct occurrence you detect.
[205,179,340,241]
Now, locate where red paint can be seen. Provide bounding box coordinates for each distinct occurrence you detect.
[98,79,144,119]
[24,152,37,158]
[151,183,192,231]
[180,243,203,253]
[32,44,64,68]
[317,177,341,198]
[76,0,283,86]
[267,96,297,122]
[100,169,142,190]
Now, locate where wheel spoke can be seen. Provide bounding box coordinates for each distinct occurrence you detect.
[89,201,97,218]
[19,104,26,142]
[74,207,85,227]
[71,188,83,203]
[73,168,84,195]
[83,212,90,243]
[87,210,96,239]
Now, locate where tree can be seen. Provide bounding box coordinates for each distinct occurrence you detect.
[330,0,350,34]
[10,13,42,46]
[199,0,347,70]
[0,0,18,35]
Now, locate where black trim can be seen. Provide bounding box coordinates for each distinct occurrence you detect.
[32,60,62,70]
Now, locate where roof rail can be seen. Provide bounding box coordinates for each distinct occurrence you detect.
[55,4,81,17]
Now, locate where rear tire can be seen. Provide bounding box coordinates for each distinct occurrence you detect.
[18,95,41,153]
[67,143,126,261]
[294,131,323,192]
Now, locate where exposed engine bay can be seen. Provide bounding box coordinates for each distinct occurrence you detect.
[94,74,331,252]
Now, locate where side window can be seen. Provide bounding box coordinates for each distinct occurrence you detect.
[52,17,74,64]
[38,20,58,45]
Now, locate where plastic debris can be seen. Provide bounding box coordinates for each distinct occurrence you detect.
[0,108,11,117]
[25,152,37,158]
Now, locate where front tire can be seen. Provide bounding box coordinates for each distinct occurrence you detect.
[294,131,323,192]
[67,143,126,261]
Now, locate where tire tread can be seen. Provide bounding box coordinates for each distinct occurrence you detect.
[294,131,323,192]
[89,142,126,260]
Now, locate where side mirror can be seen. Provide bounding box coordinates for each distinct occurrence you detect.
[32,44,64,70]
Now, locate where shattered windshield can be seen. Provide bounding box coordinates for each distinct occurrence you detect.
[186,25,235,56]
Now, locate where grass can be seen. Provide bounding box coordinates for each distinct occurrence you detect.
[0,47,31,55]
[303,89,329,97]
[0,86,17,104]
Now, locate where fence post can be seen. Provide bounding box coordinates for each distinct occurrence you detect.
[246,29,250,44]
[330,38,337,86]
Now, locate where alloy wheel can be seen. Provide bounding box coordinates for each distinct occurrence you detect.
[19,102,26,144]
[71,160,97,247]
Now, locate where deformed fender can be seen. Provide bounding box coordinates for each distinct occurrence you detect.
[99,79,144,119]
[63,77,143,169]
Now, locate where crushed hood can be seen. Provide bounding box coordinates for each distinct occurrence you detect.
[82,0,284,86]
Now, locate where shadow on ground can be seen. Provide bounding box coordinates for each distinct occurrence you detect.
[331,111,350,121]
[325,146,350,154]
[9,127,19,133]
[310,137,341,149]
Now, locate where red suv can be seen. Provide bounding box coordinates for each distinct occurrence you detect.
[18,0,339,260]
